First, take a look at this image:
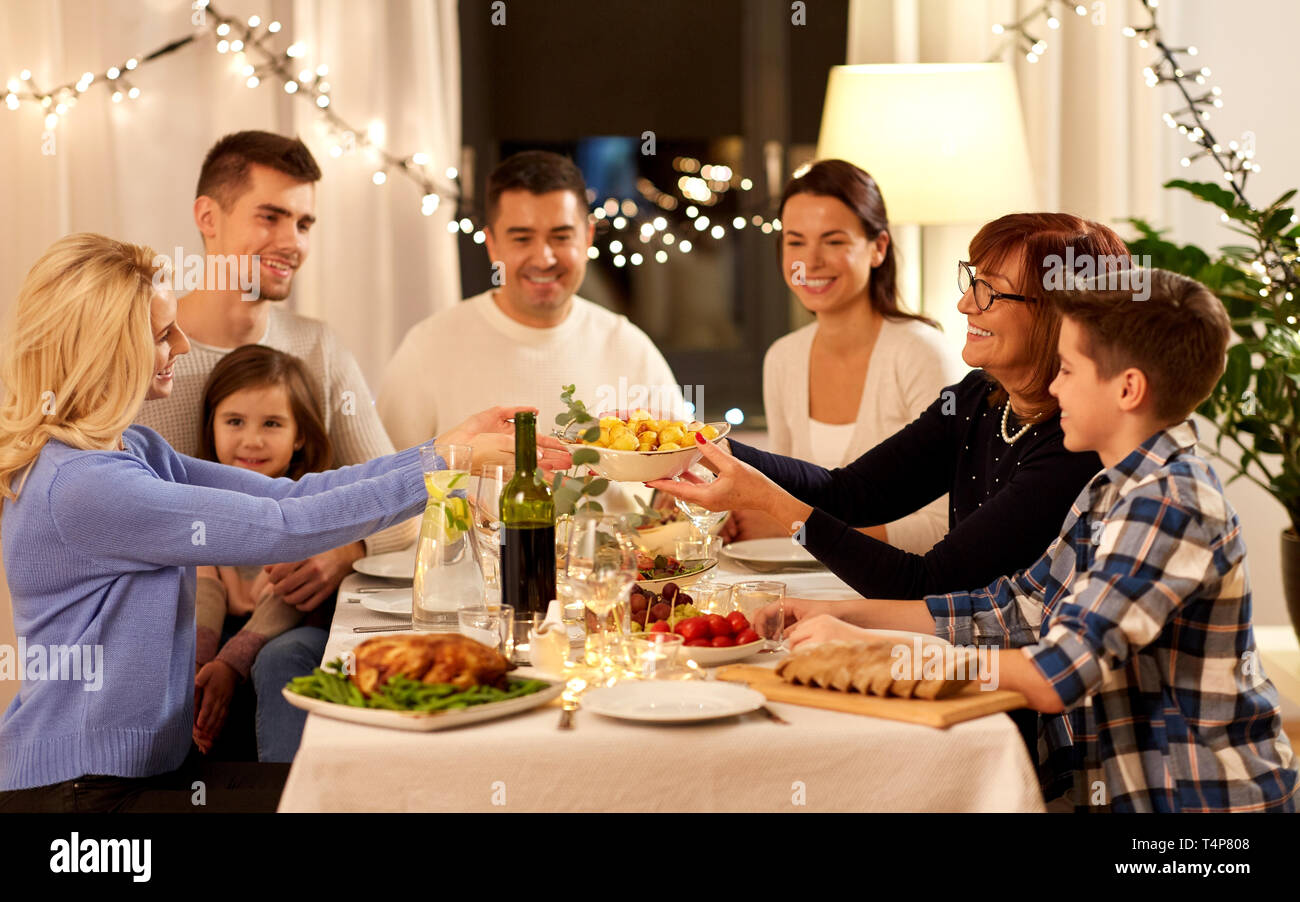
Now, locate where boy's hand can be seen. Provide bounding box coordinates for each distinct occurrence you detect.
[784,613,875,650]
[749,596,839,637]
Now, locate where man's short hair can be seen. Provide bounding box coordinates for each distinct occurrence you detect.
[196,131,322,210]
[1050,269,1231,422]
[485,151,588,226]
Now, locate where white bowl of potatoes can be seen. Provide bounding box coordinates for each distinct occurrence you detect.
[556,411,730,483]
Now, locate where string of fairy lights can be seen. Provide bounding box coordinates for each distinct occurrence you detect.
[564,157,778,269]
[2,1,457,216]
[1,1,772,262]
[989,0,1298,308]
[5,1,1292,285]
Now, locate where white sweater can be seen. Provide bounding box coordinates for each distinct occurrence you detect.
[377,289,684,465]
[762,316,966,554]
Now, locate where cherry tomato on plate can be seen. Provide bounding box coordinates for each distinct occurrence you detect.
[650,620,670,633]
[706,614,732,639]
[710,635,736,648]
[735,628,761,646]
[676,618,710,643]
[726,611,750,634]
[686,638,713,647]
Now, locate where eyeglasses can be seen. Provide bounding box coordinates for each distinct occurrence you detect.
[958,261,1028,312]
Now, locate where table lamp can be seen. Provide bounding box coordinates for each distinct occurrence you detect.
[814,63,1036,328]
[816,62,1036,224]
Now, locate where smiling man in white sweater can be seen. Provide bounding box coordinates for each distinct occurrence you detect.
[377,151,684,452]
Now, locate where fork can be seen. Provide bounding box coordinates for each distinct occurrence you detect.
[557,676,586,730]
[344,586,405,602]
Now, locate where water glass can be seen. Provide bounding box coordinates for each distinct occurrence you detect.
[420,442,473,500]
[692,579,735,615]
[732,580,786,651]
[511,613,543,665]
[458,604,514,656]
[618,633,684,680]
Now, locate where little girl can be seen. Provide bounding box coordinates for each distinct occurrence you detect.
[191,344,333,755]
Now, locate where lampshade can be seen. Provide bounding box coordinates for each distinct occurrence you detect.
[816,63,1036,225]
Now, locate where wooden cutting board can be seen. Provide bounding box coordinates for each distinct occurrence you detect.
[716,665,1027,729]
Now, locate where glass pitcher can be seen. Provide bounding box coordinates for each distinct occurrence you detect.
[412,497,485,632]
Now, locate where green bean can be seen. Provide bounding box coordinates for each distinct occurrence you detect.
[345,681,366,707]
[289,667,549,711]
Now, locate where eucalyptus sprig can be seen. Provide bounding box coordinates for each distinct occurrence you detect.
[625,492,676,530]
[551,384,611,516]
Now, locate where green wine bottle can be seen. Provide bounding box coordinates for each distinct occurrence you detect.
[500,412,556,617]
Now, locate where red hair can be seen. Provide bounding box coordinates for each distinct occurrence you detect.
[968,212,1130,418]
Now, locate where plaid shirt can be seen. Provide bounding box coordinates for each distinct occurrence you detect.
[927,420,1297,812]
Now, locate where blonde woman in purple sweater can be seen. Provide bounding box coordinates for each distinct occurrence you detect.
[0,234,570,812]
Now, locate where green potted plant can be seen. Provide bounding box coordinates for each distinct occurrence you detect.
[1127,179,1300,641]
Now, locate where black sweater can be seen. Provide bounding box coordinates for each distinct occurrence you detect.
[730,369,1103,599]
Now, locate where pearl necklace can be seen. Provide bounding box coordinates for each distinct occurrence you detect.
[1000,402,1032,444]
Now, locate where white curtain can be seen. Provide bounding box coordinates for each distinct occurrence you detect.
[0,0,460,385]
[0,0,460,712]
[288,0,462,379]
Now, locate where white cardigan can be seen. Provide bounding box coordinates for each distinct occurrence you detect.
[761,316,966,554]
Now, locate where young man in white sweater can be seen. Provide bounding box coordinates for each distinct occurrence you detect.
[134,131,416,761]
[377,151,685,456]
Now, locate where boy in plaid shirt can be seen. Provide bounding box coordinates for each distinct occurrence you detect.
[776,269,1296,812]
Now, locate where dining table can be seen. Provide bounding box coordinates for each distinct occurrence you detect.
[276,547,1047,813]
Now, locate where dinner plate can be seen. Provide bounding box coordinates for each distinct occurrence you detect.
[582,680,765,723]
[358,588,412,616]
[678,639,766,667]
[352,549,416,580]
[280,678,564,732]
[723,538,823,571]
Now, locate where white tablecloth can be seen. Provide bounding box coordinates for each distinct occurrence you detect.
[278,562,1046,812]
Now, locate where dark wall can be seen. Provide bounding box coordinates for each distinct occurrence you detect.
[457,0,849,422]
[463,0,745,141]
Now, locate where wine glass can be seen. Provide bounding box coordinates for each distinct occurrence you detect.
[673,462,728,548]
[471,464,508,603]
[565,512,638,677]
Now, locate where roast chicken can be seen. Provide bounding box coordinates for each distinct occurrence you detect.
[349,633,513,696]
[777,641,974,700]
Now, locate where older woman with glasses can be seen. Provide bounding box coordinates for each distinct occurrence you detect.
[650,212,1130,601]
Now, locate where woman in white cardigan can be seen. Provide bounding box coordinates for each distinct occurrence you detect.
[728,160,964,552]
